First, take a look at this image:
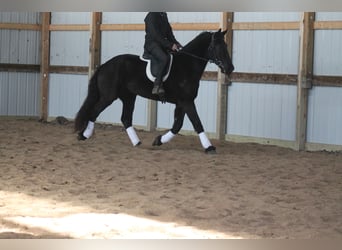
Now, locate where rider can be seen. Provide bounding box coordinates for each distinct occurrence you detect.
[144,12,182,96]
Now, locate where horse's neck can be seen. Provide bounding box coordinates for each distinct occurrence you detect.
[182,34,211,73]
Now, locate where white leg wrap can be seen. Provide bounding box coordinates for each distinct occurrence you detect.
[199,132,212,149]
[161,131,176,144]
[126,126,140,146]
[83,121,95,139]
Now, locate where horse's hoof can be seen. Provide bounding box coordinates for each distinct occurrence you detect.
[77,133,87,141]
[135,141,142,147]
[152,135,163,146]
[205,146,216,154]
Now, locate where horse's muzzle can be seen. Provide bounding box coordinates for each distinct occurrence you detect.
[221,65,234,76]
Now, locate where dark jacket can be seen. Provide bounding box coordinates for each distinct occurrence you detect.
[144,12,180,52]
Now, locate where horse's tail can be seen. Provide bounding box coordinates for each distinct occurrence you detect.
[74,71,99,132]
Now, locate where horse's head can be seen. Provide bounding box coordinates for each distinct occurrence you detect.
[208,29,234,75]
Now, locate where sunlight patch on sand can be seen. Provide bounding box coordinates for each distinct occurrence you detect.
[1,191,243,239]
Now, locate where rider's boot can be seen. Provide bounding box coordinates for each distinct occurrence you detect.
[152,79,165,95]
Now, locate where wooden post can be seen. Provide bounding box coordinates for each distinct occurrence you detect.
[89,12,102,79]
[295,12,315,151]
[40,12,51,122]
[216,12,233,140]
[147,100,157,132]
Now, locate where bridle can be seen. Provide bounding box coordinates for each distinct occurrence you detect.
[176,34,225,70]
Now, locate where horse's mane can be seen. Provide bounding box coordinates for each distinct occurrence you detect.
[182,31,211,53]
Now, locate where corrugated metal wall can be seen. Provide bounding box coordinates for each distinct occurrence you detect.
[0,12,41,116]
[307,12,342,145]
[47,12,90,120]
[227,12,300,141]
[1,12,342,148]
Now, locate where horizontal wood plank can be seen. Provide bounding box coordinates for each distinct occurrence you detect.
[49,24,90,31]
[0,63,40,72]
[49,65,88,74]
[232,22,299,30]
[0,23,41,31]
[1,63,341,87]
[314,21,342,30]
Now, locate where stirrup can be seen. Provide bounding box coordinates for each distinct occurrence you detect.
[152,84,165,95]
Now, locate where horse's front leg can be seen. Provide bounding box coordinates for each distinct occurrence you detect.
[152,105,185,146]
[183,101,216,154]
[121,95,141,146]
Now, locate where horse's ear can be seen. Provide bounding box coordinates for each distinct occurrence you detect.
[217,28,222,33]
[222,29,228,35]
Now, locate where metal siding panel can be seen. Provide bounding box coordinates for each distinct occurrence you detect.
[51,12,90,24]
[227,83,297,141]
[102,12,147,24]
[0,72,39,116]
[48,74,88,119]
[233,30,299,74]
[102,12,220,24]
[0,12,40,64]
[0,30,40,64]
[101,31,145,63]
[0,12,40,23]
[234,12,301,22]
[315,12,342,21]
[0,29,11,63]
[50,31,89,66]
[0,73,9,115]
[314,30,342,76]
[167,12,221,23]
[307,87,342,145]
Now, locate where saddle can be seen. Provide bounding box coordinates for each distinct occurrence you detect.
[140,52,173,83]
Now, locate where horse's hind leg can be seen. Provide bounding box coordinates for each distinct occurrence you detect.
[120,95,141,146]
[79,98,114,140]
[153,105,185,146]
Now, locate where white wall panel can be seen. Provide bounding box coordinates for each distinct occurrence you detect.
[50,31,89,66]
[315,12,342,21]
[102,12,220,24]
[233,30,299,74]
[234,12,301,22]
[51,12,90,24]
[0,12,40,24]
[101,31,145,63]
[102,12,147,24]
[307,86,342,145]
[0,12,41,64]
[0,72,40,116]
[314,30,342,76]
[0,12,41,117]
[48,74,88,119]
[227,82,297,141]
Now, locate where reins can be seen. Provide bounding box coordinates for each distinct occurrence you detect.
[176,50,209,62]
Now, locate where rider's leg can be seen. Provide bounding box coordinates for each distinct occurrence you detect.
[149,46,168,95]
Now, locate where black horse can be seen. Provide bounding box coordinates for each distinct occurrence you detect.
[75,29,234,153]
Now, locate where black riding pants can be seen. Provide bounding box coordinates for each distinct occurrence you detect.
[148,46,169,83]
